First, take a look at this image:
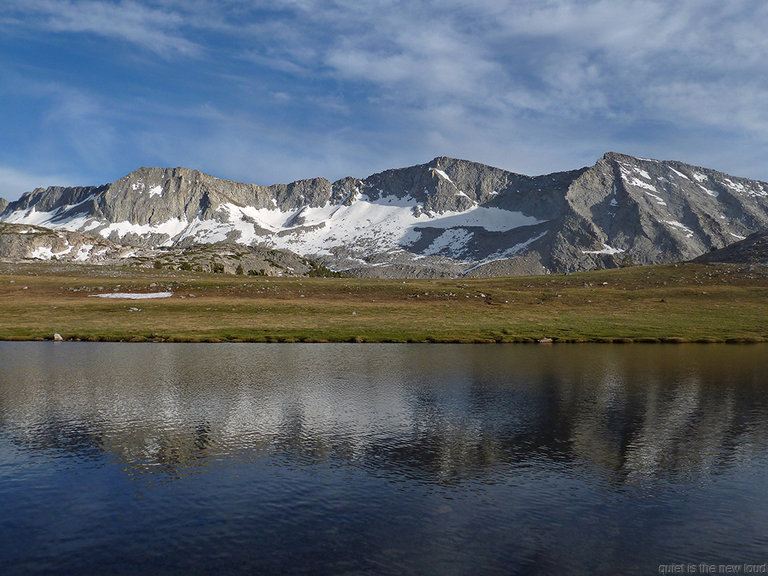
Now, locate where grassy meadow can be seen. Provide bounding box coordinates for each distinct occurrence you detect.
[1,261,767,343]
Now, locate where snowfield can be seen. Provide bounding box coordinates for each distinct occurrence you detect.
[2,193,547,258]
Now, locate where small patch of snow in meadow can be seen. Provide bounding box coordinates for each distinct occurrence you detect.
[90,292,173,299]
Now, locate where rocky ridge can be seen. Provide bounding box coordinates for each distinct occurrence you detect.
[2,153,768,276]
[0,223,323,276]
[694,231,768,267]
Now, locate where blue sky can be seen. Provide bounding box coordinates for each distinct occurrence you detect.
[1,0,767,201]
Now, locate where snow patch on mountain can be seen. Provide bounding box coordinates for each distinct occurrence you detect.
[669,167,690,181]
[663,220,695,238]
[583,244,624,255]
[697,184,719,198]
[98,218,188,242]
[31,244,74,259]
[75,244,94,261]
[423,229,474,256]
[432,168,453,183]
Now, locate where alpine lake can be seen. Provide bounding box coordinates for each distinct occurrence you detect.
[2,342,768,575]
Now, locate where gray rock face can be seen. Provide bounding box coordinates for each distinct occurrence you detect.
[0,222,126,262]
[3,153,768,277]
[0,222,322,277]
[0,198,7,214]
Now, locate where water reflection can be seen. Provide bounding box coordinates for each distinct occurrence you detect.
[2,343,767,486]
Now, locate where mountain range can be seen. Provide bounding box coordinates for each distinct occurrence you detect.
[2,152,768,276]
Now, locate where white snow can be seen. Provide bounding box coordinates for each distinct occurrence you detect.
[642,190,667,206]
[620,166,663,198]
[663,220,695,238]
[619,163,651,181]
[486,231,548,260]
[177,217,231,244]
[4,207,57,226]
[719,178,767,198]
[61,194,97,211]
[423,229,473,256]
[692,172,708,183]
[74,244,93,261]
[4,189,551,261]
[628,177,659,193]
[149,185,163,197]
[609,198,619,207]
[29,245,73,260]
[697,184,719,198]
[582,244,625,255]
[730,233,747,240]
[30,246,54,260]
[132,181,146,192]
[723,178,744,193]
[669,167,690,181]
[98,218,188,242]
[462,231,549,274]
[4,205,102,233]
[90,292,173,299]
[214,195,546,256]
[433,169,453,184]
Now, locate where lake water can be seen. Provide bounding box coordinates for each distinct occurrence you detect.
[2,343,768,575]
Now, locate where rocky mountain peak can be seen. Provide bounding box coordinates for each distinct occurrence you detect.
[3,153,768,277]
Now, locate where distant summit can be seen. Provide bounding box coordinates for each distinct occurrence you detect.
[2,154,768,277]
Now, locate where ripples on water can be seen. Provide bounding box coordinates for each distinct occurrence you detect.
[2,343,768,575]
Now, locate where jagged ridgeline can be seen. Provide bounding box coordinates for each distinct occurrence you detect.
[2,153,768,277]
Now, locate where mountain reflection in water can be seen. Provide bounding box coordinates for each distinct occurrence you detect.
[2,343,768,575]
[3,343,767,483]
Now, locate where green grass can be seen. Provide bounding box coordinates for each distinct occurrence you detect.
[1,261,767,343]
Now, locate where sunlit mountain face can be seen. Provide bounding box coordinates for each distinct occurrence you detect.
[3,154,768,277]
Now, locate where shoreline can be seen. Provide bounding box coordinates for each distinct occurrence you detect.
[1,336,766,344]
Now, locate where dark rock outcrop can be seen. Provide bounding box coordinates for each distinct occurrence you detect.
[694,231,768,266]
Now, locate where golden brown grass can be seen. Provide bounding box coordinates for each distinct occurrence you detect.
[1,261,767,343]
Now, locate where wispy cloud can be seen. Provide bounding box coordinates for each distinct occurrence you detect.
[3,0,200,56]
